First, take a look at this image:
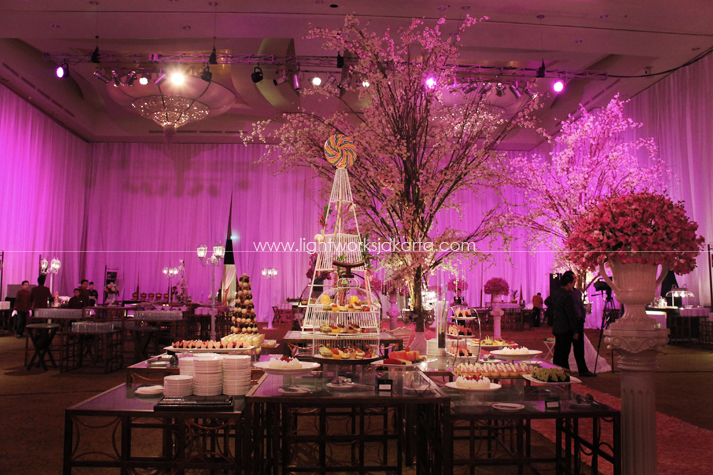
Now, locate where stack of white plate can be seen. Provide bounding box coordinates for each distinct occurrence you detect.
[179,356,195,376]
[192,355,223,396]
[222,355,252,396]
[163,375,193,397]
[427,338,445,357]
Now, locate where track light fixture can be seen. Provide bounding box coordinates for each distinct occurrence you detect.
[126,71,137,86]
[509,83,522,98]
[324,75,336,88]
[480,82,492,93]
[111,70,121,87]
[553,79,565,93]
[200,66,213,82]
[311,76,322,86]
[273,70,287,86]
[336,52,344,68]
[154,72,166,85]
[536,60,546,78]
[495,83,505,96]
[524,84,536,98]
[251,66,263,83]
[170,71,185,85]
[293,73,300,91]
[139,73,151,85]
[93,70,110,83]
[209,47,218,65]
[56,62,69,79]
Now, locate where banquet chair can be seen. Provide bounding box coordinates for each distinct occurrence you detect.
[148,293,155,301]
[163,293,169,301]
[140,293,147,301]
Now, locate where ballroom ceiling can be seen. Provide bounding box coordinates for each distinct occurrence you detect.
[0,0,712,149]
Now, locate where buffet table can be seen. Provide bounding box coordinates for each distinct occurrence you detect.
[281,330,404,357]
[63,384,247,475]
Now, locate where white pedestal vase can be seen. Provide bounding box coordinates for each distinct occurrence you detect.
[490,294,504,340]
[387,294,400,330]
[600,260,669,475]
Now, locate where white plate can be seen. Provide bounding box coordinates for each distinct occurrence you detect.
[254,361,320,375]
[522,374,582,385]
[493,403,525,411]
[490,350,542,360]
[370,359,430,368]
[445,381,502,392]
[135,385,164,395]
[166,347,255,353]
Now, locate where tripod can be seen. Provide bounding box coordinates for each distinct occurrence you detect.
[594,291,617,373]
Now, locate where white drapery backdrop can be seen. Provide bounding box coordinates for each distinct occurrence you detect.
[0,85,89,298]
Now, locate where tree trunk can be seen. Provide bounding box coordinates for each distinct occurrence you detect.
[413,266,425,332]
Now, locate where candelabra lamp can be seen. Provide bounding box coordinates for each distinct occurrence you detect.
[197,243,225,340]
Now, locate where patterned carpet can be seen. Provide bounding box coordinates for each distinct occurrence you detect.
[531,386,713,475]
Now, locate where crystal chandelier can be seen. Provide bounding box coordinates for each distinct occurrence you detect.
[105,72,235,130]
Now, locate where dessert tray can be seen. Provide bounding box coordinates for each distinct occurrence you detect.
[254,361,320,375]
[445,381,502,392]
[490,349,542,360]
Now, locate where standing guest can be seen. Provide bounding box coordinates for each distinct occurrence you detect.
[79,280,90,307]
[544,272,579,370]
[30,274,53,310]
[88,282,99,307]
[532,292,543,327]
[14,280,32,338]
[563,271,594,376]
[68,289,83,309]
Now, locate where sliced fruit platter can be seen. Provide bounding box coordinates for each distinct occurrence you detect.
[468,336,515,348]
[454,361,535,378]
[315,345,380,362]
[372,350,428,367]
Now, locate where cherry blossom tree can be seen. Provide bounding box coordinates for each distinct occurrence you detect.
[247,16,540,330]
[508,95,667,290]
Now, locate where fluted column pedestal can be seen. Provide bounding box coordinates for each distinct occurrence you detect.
[491,303,503,340]
[605,328,669,475]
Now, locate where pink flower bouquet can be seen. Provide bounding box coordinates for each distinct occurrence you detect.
[484,277,509,296]
[447,278,468,292]
[566,192,704,274]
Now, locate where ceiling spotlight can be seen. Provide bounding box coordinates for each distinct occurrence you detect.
[361,79,370,88]
[170,72,185,85]
[91,46,100,64]
[324,75,336,87]
[251,66,263,83]
[200,66,212,82]
[524,84,536,98]
[111,70,121,87]
[311,76,322,86]
[553,80,565,93]
[138,73,151,85]
[209,47,217,65]
[425,75,437,89]
[480,82,492,93]
[273,70,287,86]
[55,63,69,79]
[508,84,522,98]
[93,70,111,83]
[495,83,505,97]
[293,73,300,91]
[126,71,137,86]
[536,60,546,78]
[463,82,478,94]
[154,72,166,85]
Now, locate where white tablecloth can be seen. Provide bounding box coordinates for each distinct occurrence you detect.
[134,311,183,321]
[679,307,708,317]
[33,308,84,319]
[568,334,612,373]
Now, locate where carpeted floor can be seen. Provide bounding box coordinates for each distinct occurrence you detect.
[2,324,713,474]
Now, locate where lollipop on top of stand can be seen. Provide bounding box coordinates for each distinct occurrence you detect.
[324,134,357,168]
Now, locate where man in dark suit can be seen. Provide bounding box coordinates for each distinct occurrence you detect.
[563,271,594,376]
[545,272,579,370]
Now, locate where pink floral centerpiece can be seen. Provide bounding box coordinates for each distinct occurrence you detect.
[566,192,703,274]
[483,278,509,296]
[447,278,468,293]
[567,192,703,329]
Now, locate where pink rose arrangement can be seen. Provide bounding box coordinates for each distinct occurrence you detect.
[566,192,704,274]
[447,278,468,292]
[484,277,509,296]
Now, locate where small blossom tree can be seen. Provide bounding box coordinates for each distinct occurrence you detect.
[248,16,540,331]
[508,95,667,290]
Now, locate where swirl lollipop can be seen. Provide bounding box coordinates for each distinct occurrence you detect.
[324,134,357,168]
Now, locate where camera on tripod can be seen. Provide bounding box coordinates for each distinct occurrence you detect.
[593,279,613,300]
